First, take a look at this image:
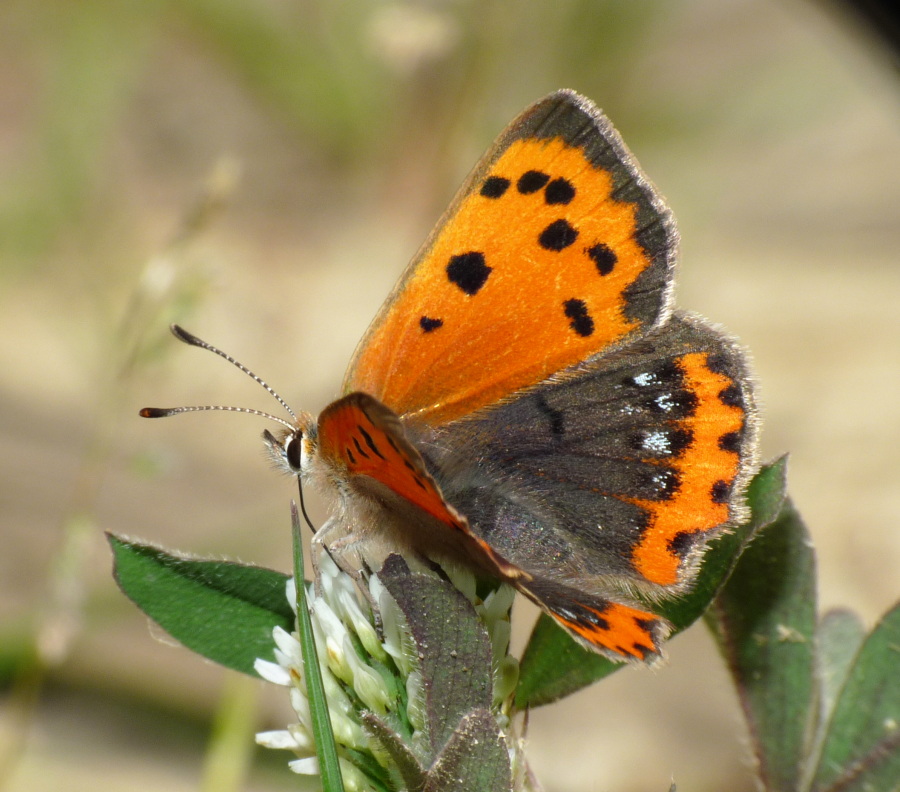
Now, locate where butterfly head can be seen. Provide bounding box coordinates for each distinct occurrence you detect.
[262,414,317,479]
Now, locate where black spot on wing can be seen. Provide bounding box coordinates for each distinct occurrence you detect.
[649,390,697,417]
[544,177,575,205]
[719,430,742,454]
[352,436,369,459]
[539,219,578,251]
[535,394,565,438]
[628,428,693,458]
[632,643,654,660]
[718,383,743,407]
[517,170,550,193]
[634,617,656,632]
[623,361,682,389]
[643,466,680,500]
[667,428,694,456]
[357,425,386,460]
[480,176,510,198]
[711,479,731,504]
[563,298,594,337]
[446,252,491,295]
[586,242,617,275]
[620,362,700,419]
[559,601,610,632]
[420,316,443,332]
[667,531,694,559]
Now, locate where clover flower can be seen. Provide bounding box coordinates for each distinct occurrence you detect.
[254,551,523,790]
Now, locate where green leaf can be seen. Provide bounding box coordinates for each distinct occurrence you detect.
[422,708,511,792]
[108,533,292,676]
[371,556,510,790]
[361,712,426,792]
[515,614,617,709]
[290,503,344,792]
[811,599,900,792]
[516,458,788,708]
[705,499,817,792]
[378,555,494,759]
[817,609,866,729]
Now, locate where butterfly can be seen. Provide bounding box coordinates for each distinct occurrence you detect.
[144,90,756,662]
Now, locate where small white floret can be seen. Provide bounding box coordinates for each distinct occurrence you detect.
[254,658,291,686]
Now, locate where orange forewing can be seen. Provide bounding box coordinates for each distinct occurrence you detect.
[345,97,674,426]
[628,351,747,586]
[317,395,458,528]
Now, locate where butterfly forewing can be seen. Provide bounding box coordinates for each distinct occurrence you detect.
[344,90,677,426]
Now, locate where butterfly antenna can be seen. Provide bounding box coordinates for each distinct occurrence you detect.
[139,324,297,430]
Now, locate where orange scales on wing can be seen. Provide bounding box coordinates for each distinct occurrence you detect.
[548,598,664,660]
[346,136,655,425]
[628,352,747,586]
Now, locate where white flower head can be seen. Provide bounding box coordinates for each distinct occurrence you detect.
[255,553,522,789]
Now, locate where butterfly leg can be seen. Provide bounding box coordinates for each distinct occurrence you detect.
[310,518,365,580]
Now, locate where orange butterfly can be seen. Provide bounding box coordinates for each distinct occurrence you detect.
[145,90,756,662]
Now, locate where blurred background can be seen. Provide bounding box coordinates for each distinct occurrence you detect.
[1,1,898,790]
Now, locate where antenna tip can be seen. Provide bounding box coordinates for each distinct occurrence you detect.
[140,407,170,418]
[170,324,201,346]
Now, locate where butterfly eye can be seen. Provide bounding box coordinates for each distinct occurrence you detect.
[285,434,303,472]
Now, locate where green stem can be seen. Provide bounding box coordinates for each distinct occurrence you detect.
[291,502,345,791]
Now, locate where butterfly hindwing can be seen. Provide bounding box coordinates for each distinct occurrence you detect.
[344,90,677,425]
[519,577,669,661]
[421,313,756,599]
[317,393,677,662]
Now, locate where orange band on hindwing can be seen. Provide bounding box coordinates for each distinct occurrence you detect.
[550,599,664,661]
[629,352,747,586]
[519,577,669,661]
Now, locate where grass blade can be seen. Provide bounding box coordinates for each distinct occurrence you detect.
[291,502,344,792]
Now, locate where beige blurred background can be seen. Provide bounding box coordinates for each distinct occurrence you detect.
[1,1,898,790]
